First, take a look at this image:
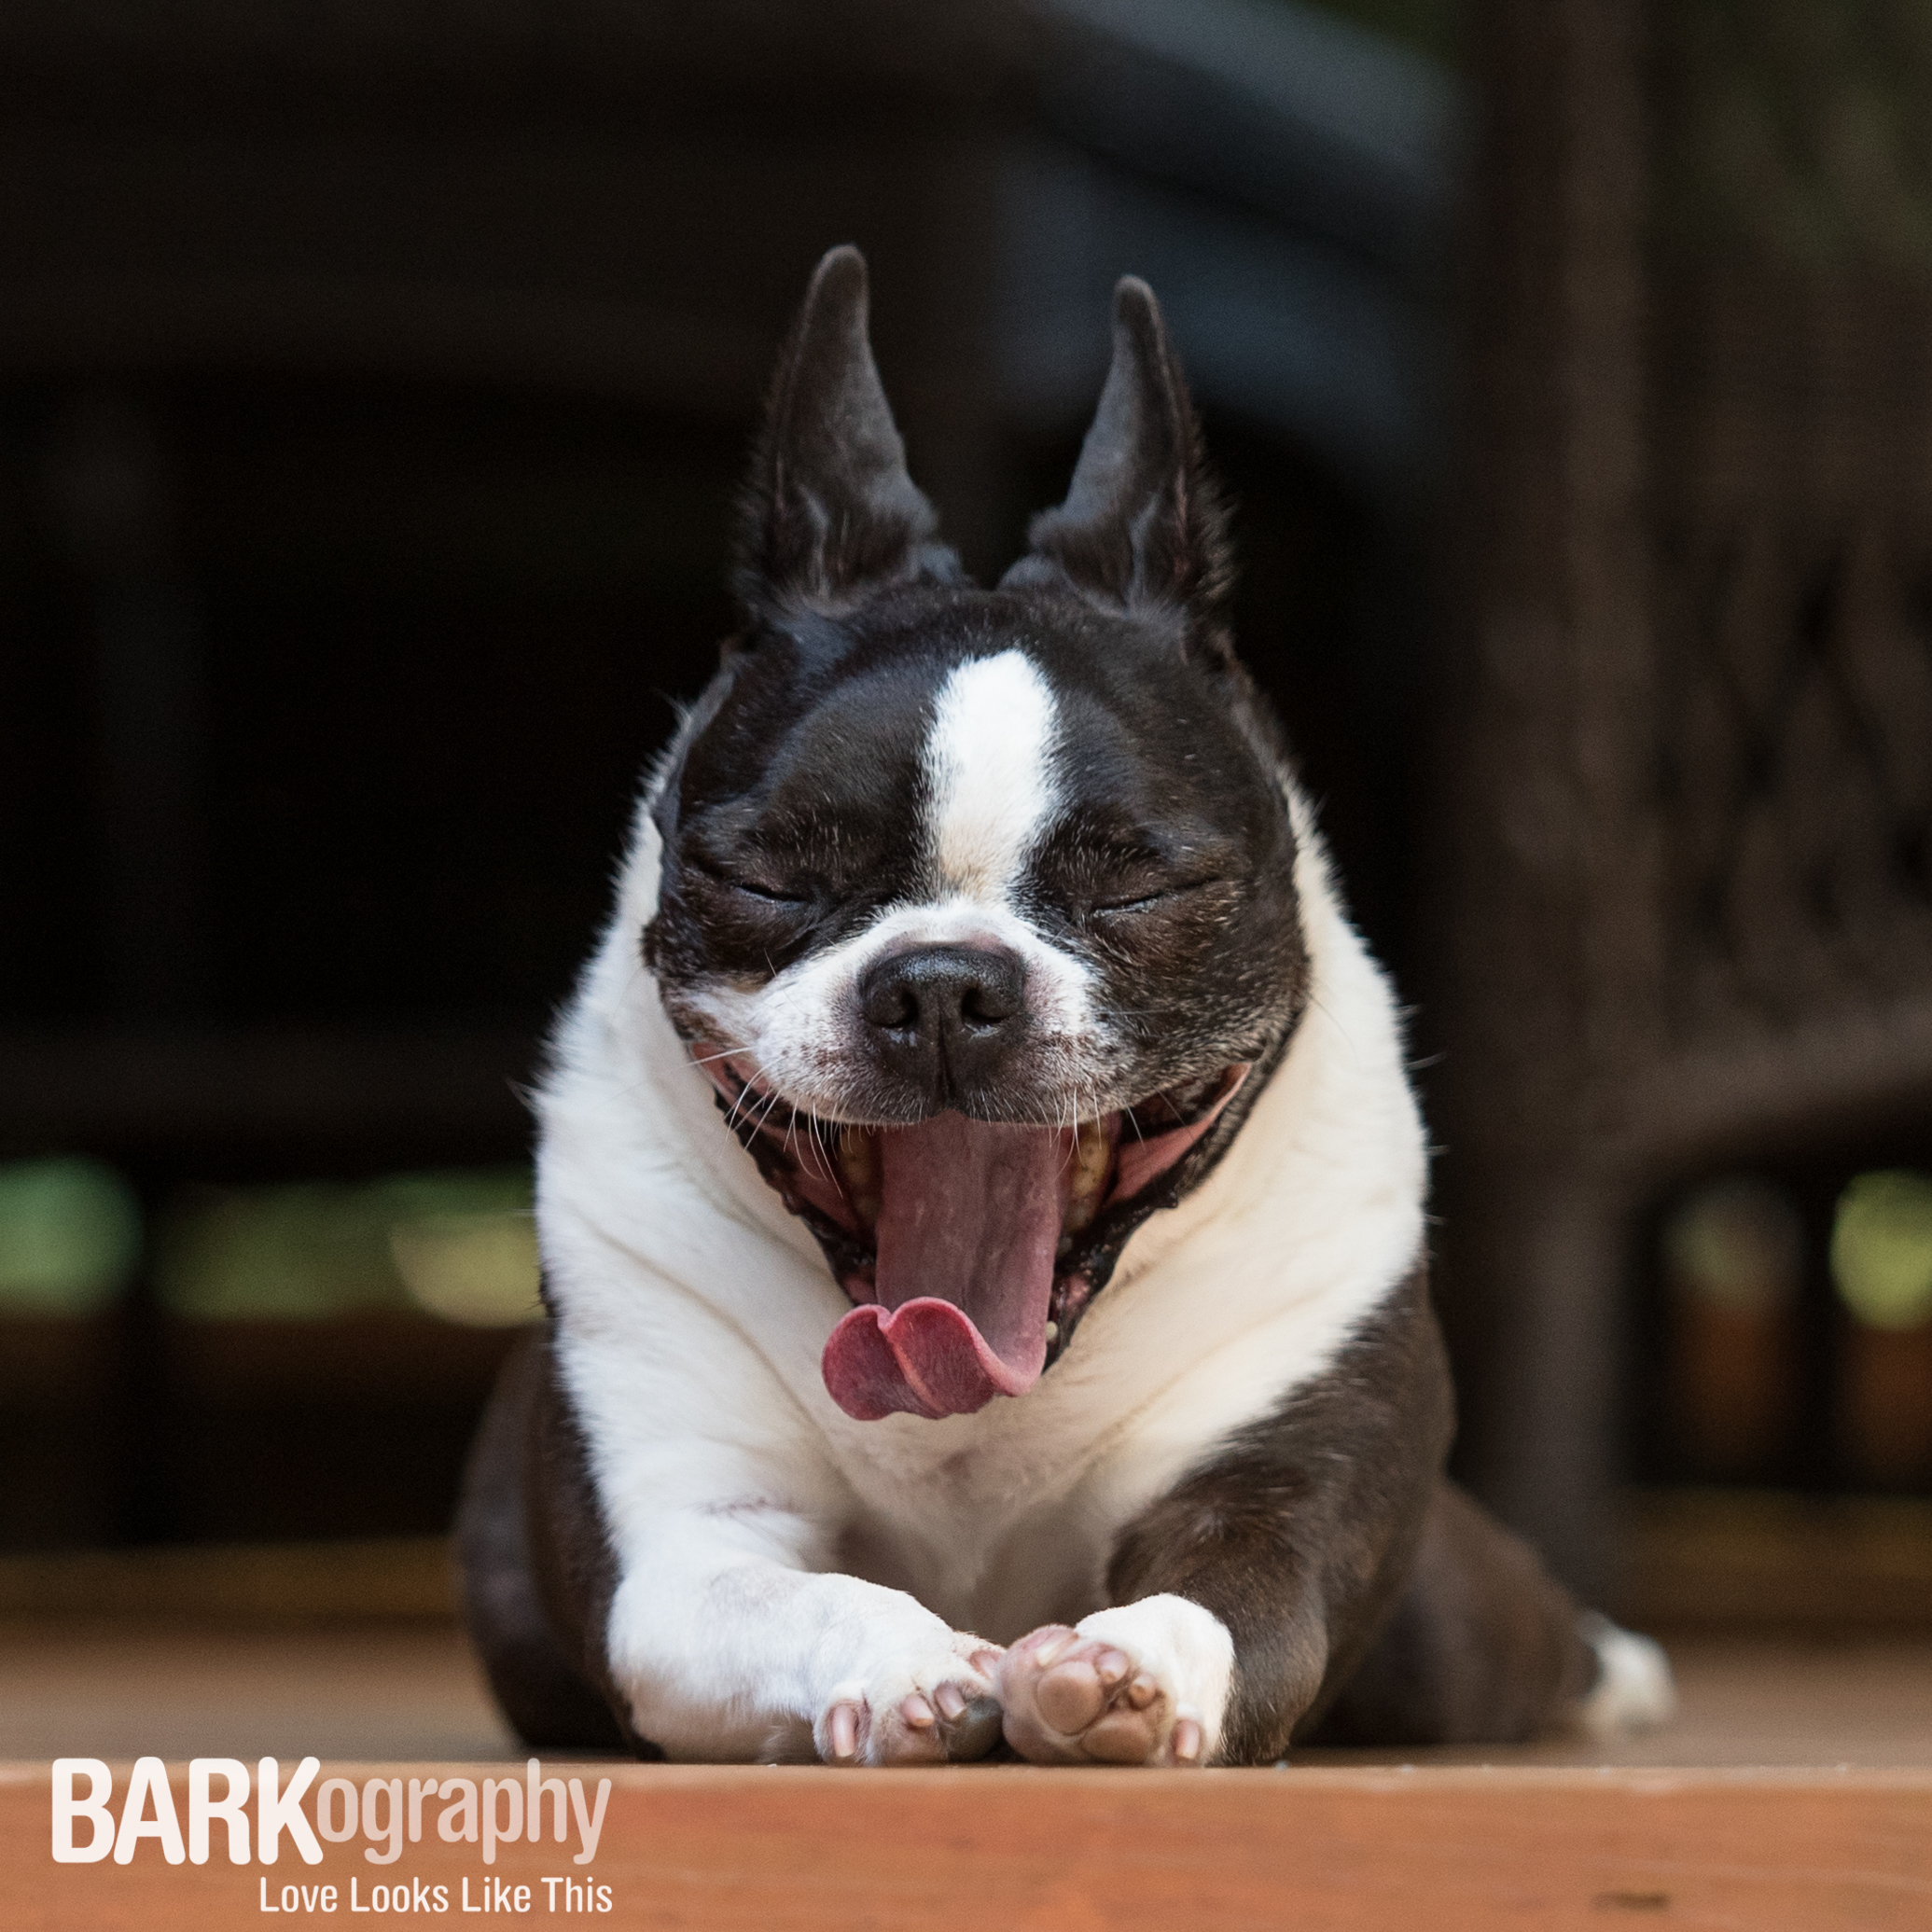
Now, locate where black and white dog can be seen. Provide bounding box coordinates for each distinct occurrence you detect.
[459,247,1672,1767]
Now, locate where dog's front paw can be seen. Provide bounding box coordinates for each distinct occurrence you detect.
[999,1594,1233,1767]
[815,1629,1006,1767]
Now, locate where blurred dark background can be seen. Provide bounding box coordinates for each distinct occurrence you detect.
[2,0,1929,1635]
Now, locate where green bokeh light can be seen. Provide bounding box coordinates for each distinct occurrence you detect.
[0,1158,143,1314]
[1663,1175,1803,1313]
[155,1169,540,1326]
[1830,1170,1932,1332]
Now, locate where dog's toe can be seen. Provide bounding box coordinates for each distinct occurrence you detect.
[1080,1705,1162,1763]
[823,1699,866,1765]
[869,1699,951,1767]
[999,1626,1189,1767]
[1035,1656,1107,1733]
[815,1634,1006,1766]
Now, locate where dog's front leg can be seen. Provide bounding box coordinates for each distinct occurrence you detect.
[995,1538,1342,1769]
[1000,1270,1453,1767]
[605,1524,1006,1765]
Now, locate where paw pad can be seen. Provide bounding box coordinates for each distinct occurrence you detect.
[1000,1626,1201,1767]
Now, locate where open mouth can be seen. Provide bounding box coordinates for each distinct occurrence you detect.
[690,1048,1248,1422]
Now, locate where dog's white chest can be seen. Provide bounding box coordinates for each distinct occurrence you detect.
[541,770,1429,1675]
[828,1453,1111,1641]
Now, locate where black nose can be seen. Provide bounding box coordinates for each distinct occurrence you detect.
[858,944,1028,1103]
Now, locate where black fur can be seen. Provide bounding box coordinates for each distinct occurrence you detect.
[1001,277,1236,652]
[1106,1263,1592,1760]
[732,245,960,619]
[463,1282,1594,1762]
[460,248,1602,1763]
[644,253,1309,1361]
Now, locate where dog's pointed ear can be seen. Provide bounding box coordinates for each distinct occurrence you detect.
[735,245,958,619]
[1001,277,1231,637]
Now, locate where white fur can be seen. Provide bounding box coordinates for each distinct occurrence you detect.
[605,1555,997,1764]
[675,649,1094,1121]
[1075,1593,1236,1758]
[924,648,1060,898]
[1576,1614,1677,1738]
[538,738,1426,1761]
[682,895,1096,1123]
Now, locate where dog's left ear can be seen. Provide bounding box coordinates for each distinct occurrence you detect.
[1001,277,1231,647]
[735,244,959,620]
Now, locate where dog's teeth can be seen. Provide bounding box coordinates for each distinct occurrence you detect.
[1044,1321,1059,1342]
[1062,1118,1113,1235]
[838,1128,883,1229]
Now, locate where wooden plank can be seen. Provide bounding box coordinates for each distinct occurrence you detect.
[4,1763,1926,1931]
[0,1538,458,1627]
[1619,1489,1932,1633]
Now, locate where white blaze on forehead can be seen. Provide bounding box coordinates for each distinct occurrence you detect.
[923,649,1061,902]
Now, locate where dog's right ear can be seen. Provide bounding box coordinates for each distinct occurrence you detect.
[1000,277,1231,651]
[734,245,958,622]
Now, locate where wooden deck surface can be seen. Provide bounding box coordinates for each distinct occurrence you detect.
[3,1623,1929,1928]
[4,1760,1928,1931]
[6,1620,1932,1766]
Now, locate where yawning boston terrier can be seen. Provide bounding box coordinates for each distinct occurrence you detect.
[458,246,1673,1766]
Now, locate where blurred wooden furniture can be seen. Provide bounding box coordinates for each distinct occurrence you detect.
[0,0,1448,1110]
[0,0,1452,1554]
[1439,0,1932,1591]
[1619,1488,1932,1631]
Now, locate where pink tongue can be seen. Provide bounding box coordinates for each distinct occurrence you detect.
[822,1114,1063,1421]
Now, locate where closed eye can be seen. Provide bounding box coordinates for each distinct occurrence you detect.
[732,879,812,906]
[1091,877,1227,915]
[688,857,813,906]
